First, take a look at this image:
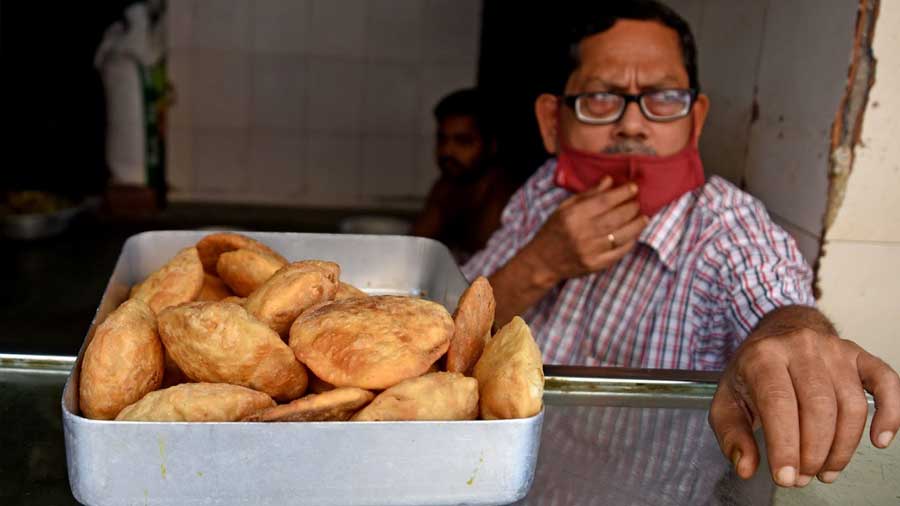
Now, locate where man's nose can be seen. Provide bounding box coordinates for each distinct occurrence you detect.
[612,102,649,141]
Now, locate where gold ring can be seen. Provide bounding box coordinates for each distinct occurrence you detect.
[607,233,617,249]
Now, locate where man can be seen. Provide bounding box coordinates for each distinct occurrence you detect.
[463,1,900,488]
[412,88,520,263]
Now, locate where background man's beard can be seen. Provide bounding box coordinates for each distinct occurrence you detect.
[602,141,657,156]
[438,157,466,175]
[438,157,485,182]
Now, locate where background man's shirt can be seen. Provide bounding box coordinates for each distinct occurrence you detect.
[463,159,815,370]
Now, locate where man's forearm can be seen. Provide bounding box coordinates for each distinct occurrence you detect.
[488,244,559,325]
[748,305,838,341]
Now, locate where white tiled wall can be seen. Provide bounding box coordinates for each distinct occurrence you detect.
[660,0,857,266]
[166,0,480,209]
[694,1,768,185]
[818,241,900,369]
[745,0,857,242]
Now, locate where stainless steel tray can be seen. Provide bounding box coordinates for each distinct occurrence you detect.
[62,231,543,506]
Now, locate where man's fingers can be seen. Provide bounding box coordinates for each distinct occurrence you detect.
[788,354,837,485]
[558,177,616,213]
[609,215,649,247]
[585,214,647,257]
[818,363,867,483]
[746,360,800,486]
[582,214,647,269]
[560,177,614,210]
[584,239,637,270]
[578,181,639,217]
[592,176,615,193]
[594,200,642,234]
[858,350,900,449]
[709,383,759,479]
[578,175,616,198]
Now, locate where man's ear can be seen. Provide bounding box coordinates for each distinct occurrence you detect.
[690,93,710,146]
[535,93,561,155]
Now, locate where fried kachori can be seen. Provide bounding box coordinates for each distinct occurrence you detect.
[289,296,453,390]
[158,301,308,401]
[115,383,275,422]
[472,316,544,420]
[334,282,368,301]
[244,260,340,338]
[242,387,374,422]
[351,372,478,421]
[216,248,287,296]
[79,299,164,420]
[197,273,233,301]
[446,276,495,375]
[196,232,287,274]
[129,246,204,314]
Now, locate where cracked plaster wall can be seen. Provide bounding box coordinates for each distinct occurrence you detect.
[819,0,900,369]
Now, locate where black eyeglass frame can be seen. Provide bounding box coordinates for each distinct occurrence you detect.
[560,88,699,125]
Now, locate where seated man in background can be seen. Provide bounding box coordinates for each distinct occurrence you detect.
[463,0,899,489]
[412,88,519,263]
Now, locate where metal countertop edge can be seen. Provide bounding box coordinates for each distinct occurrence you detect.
[2,354,874,408]
[0,354,722,397]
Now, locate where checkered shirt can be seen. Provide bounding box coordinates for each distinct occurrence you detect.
[462,159,815,370]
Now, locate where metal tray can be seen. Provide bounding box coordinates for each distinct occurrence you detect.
[62,231,543,506]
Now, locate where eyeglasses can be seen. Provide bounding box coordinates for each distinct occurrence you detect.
[561,89,698,124]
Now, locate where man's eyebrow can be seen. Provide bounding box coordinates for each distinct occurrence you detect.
[582,76,615,89]
[646,76,685,89]
[580,75,687,92]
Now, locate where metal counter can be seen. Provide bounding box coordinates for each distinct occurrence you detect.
[2,354,897,505]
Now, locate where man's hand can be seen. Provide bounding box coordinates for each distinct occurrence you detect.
[709,306,900,487]
[522,177,648,285]
[489,177,648,324]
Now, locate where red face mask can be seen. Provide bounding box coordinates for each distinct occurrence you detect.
[554,142,706,217]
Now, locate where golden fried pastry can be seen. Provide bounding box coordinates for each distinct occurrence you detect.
[216,248,287,296]
[245,261,340,338]
[473,317,544,420]
[197,273,233,301]
[243,387,374,422]
[160,351,191,388]
[351,372,478,421]
[446,276,495,375]
[79,299,164,420]
[116,383,275,422]
[221,295,246,305]
[307,371,336,394]
[334,282,368,301]
[158,301,308,401]
[129,247,204,314]
[195,232,288,274]
[290,296,454,390]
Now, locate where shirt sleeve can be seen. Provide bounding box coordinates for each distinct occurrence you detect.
[712,201,816,344]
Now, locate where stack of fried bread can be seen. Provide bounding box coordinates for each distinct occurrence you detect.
[79,233,544,423]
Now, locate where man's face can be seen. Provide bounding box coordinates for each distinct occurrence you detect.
[538,19,708,157]
[435,115,486,179]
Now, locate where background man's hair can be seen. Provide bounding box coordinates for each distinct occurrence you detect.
[559,0,700,92]
[433,88,495,142]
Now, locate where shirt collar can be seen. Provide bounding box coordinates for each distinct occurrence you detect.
[638,188,699,271]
